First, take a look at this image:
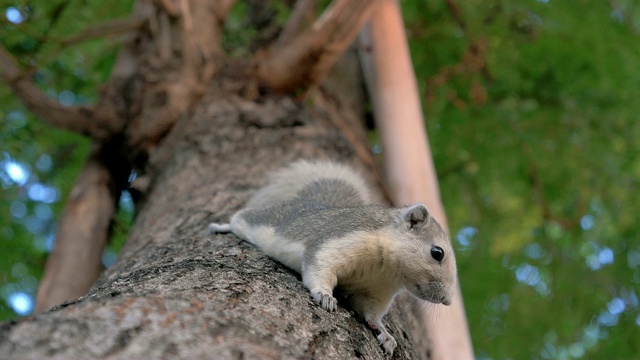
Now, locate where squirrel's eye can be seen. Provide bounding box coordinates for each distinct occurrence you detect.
[431,246,444,262]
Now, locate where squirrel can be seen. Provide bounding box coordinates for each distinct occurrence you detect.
[208,160,457,355]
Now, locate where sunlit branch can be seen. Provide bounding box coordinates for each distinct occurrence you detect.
[359,1,474,359]
[277,0,318,46]
[256,0,377,92]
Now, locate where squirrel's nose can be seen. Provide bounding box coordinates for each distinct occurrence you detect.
[441,296,452,306]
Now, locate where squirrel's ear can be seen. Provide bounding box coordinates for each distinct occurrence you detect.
[400,204,430,229]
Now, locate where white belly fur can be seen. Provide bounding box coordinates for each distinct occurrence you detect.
[231,214,304,273]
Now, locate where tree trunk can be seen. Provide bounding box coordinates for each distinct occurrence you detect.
[0,53,431,358]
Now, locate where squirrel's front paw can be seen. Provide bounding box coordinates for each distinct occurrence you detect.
[377,333,397,356]
[311,290,337,312]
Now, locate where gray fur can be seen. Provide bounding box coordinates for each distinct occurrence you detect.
[245,160,372,209]
[280,205,393,266]
[208,160,457,356]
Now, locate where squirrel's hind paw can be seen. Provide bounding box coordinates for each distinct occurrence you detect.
[368,318,397,356]
[377,333,397,356]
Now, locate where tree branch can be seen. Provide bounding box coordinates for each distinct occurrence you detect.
[35,142,130,313]
[359,1,474,359]
[256,0,377,92]
[277,0,318,46]
[0,46,120,140]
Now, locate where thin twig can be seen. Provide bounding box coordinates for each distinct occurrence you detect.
[60,17,146,45]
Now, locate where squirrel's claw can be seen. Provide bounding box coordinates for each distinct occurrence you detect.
[311,290,337,312]
[378,332,397,356]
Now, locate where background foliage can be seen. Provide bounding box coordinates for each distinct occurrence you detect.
[0,0,132,319]
[404,0,640,358]
[1,0,638,359]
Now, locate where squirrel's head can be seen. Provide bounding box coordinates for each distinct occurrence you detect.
[393,204,457,306]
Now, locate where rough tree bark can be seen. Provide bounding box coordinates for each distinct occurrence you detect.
[0,55,431,359]
[0,1,452,358]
